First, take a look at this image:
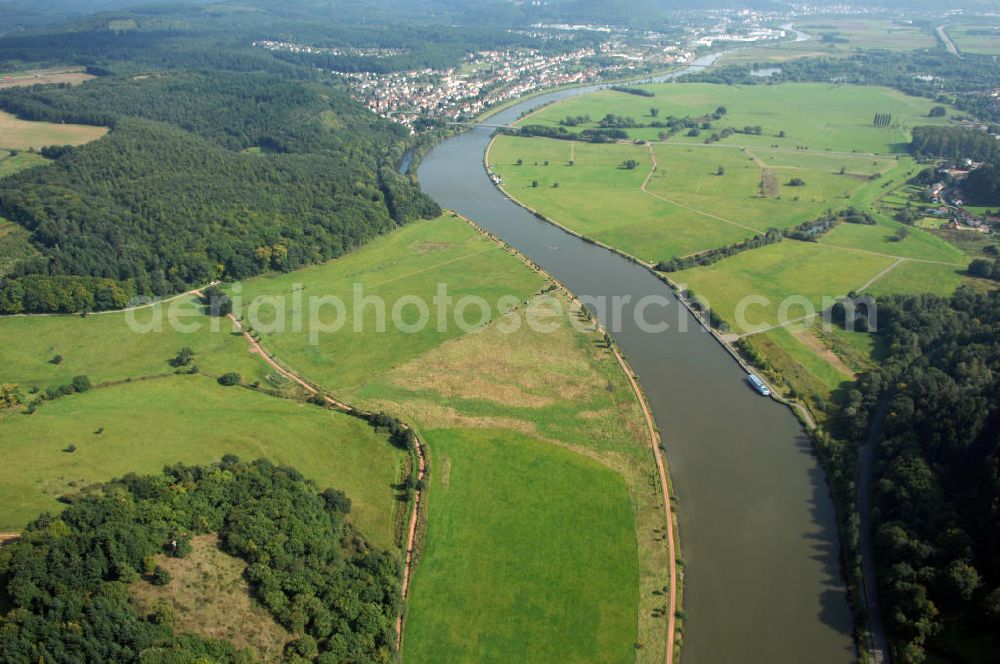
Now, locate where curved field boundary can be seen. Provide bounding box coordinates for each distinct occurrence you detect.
[207,300,427,652]
[449,209,682,663]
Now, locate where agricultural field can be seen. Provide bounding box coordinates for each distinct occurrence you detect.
[0,67,95,89]
[0,377,405,549]
[945,24,1000,55]
[719,19,936,64]
[226,213,673,663]
[495,81,989,422]
[0,110,107,150]
[794,18,937,51]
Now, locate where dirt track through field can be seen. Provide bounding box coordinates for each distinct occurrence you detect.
[209,301,426,652]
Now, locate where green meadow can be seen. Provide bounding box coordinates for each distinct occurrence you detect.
[403,429,637,664]
[676,240,896,331]
[495,81,989,417]
[0,295,271,391]
[1,212,670,662]
[226,214,671,663]
[946,25,1000,55]
[0,376,404,549]
[519,83,949,152]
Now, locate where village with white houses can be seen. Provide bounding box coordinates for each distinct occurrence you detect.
[254,12,794,130]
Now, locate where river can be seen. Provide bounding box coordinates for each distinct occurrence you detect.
[417,50,854,663]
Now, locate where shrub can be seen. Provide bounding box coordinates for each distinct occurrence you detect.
[217,372,241,386]
[71,375,92,393]
[151,565,172,586]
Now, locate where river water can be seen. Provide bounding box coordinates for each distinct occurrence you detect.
[417,50,855,663]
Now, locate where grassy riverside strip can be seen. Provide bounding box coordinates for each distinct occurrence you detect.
[452,211,684,662]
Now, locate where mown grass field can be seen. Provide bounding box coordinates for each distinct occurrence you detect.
[676,240,896,331]
[0,376,405,549]
[0,110,107,150]
[403,429,637,664]
[228,214,672,663]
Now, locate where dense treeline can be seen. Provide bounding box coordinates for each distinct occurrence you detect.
[836,289,1000,662]
[609,85,655,97]
[909,126,1000,163]
[0,71,438,312]
[0,457,400,662]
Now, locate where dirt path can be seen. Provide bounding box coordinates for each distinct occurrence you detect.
[1,282,218,319]
[856,257,905,293]
[641,144,759,234]
[793,327,856,378]
[219,307,426,651]
[610,344,678,664]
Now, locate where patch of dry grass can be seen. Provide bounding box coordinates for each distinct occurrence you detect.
[130,534,291,662]
[357,290,672,662]
[0,110,107,150]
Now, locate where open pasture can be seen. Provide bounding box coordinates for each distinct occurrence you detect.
[230,213,545,394]
[0,294,272,391]
[0,376,404,548]
[0,110,107,150]
[942,24,1000,55]
[402,428,638,664]
[231,214,670,662]
[491,136,754,261]
[673,240,896,333]
[520,83,950,154]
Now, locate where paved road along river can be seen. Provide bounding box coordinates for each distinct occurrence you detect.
[418,52,856,663]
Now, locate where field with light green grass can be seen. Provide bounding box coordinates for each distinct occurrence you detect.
[230,213,546,393]
[518,83,950,152]
[0,294,271,392]
[718,18,936,65]
[490,136,751,261]
[495,80,987,415]
[403,428,638,664]
[227,213,672,663]
[0,149,48,179]
[0,376,405,548]
[675,240,895,332]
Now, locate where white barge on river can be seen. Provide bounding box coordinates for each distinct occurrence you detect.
[747,373,771,396]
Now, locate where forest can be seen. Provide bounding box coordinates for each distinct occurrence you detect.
[0,71,439,313]
[836,289,1000,662]
[0,457,401,662]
